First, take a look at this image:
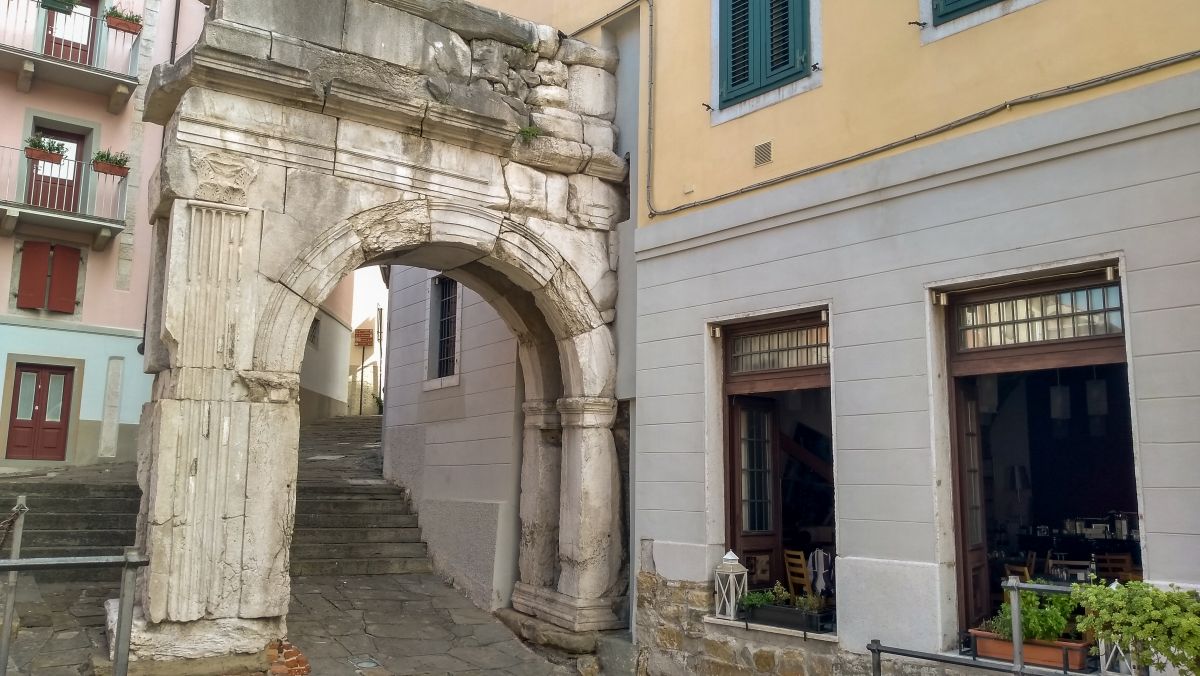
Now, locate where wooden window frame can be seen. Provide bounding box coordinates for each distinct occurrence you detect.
[15,240,81,314]
[946,273,1127,377]
[942,269,1129,632]
[724,313,831,395]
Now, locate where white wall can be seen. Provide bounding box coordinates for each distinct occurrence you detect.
[299,308,351,409]
[382,266,523,609]
[632,71,1200,653]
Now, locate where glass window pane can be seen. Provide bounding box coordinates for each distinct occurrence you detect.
[1043,295,1058,316]
[15,373,36,420]
[1107,311,1123,333]
[1105,285,1121,309]
[44,374,65,422]
[1089,288,1104,312]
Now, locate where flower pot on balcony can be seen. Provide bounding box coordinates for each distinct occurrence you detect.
[93,161,129,177]
[105,15,143,34]
[968,629,1090,670]
[40,0,77,15]
[25,147,63,164]
[746,605,834,633]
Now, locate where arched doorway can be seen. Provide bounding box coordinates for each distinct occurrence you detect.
[129,2,627,659]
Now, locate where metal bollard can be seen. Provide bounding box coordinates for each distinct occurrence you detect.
[1007,576,1024,674]
[113,548,140,676]
[868,639,882,676]
[0,496,28,676]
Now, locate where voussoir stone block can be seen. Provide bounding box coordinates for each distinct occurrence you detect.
[344,0,471,80]
[566,65,617,121]
[534,59,568,87]
[509,135,591,175]
[531,107,584,142]
[372,0,538,46]
[535,24,560,59]
[215,0,346,50]
[527,85,569,109]
[568,174,627,230]
[556,37,619,73]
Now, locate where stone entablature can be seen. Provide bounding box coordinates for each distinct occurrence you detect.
[127,0,629,662]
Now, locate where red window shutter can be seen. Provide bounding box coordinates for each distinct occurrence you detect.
[16,241,51,309]
[46,245,81,314]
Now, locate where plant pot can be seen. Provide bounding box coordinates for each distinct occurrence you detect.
[105,15,143,34]
[40,0,76,14]
[746,605,833,633]
[92,161,129,177]
[968,629,1090,670]
[25,147,63,164]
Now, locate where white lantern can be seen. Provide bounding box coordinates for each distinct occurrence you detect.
[714,550,748,620]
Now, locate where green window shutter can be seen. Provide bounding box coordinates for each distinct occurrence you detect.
[720,0,811,109]
[932,0,1005,26]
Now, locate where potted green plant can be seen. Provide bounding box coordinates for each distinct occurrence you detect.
[24,134,67,164]
[104,7,143,35]
[92,149,131,177]
[40,0,77,15]
[739,582,833,633]
[1072,580,1200,676]
[969,585,1090,670]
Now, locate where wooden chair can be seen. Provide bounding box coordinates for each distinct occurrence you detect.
[1004,563,1032,582]
[1044,550,1055,575]
[783,549,813,600]
[1095,553,1137,582]
[1025,550,1037,575]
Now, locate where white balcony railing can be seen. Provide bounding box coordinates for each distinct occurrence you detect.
[0,145,127,222]
[0,0,141,77]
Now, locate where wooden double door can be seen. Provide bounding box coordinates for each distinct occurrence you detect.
[6,364,74,461]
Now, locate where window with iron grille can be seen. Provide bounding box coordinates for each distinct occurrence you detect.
[719,0,811,108]
[432,277,459,379]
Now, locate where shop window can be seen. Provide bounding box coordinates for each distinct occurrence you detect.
[944,269,1140,634]
[16,241,81,313]
[719,0,812,107]
[724,311,836,635]
[429,276,459,380]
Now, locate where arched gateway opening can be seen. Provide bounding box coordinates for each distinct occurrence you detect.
[129,0,627,659]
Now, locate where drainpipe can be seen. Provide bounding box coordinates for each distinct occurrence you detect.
[169,0,181,64]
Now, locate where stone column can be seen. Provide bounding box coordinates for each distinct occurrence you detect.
[513,397,625,631]
[516,400,562,589]
[120,197,295,659]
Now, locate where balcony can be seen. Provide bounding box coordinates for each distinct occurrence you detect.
[0,0,141,112]
[0,145,127,250]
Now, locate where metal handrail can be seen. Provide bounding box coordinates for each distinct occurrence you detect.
[0,0,142,76]
[0,496,147,676]
[869,577,1096,676]
[0,145,128,222]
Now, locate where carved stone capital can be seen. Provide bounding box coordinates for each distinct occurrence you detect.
[556,397,616,429]
[522,400,562,429]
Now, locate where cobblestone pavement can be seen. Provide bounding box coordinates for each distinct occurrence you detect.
[0,575,115,675]
[287,574,572,676]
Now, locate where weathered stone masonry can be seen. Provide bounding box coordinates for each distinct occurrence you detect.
[126,0,629,661]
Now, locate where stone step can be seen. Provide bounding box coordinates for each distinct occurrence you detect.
[293,499,412,515]
[0,483,140,499]
[10,496,140,514]
[20,529,134,548]
[289,556,432,577]
[291,527,421,544]
[290,541,427,561]
[294,486,407,499]
[293,512,417,529]
[17,545,127,560]
[20,513,138,531]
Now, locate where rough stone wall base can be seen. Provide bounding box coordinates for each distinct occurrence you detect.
[106,600,284,662]
[635,572,1008,676]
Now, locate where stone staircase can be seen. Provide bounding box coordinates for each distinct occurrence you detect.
[0,479,139,580]
[0,415,432,579]
[290,415,433,576]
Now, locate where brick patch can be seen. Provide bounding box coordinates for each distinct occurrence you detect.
[267,639,311,676]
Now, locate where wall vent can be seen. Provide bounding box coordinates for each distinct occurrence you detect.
[754,141,773,167]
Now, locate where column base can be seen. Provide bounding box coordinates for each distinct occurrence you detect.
[510,582,627,632]
[105,600,285,661]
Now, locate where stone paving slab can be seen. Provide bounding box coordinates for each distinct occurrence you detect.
[287,574,573,676]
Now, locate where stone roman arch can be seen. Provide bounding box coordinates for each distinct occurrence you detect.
[128,0,628,660]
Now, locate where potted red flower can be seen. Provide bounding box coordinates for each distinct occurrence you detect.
[92,149,131,177]
[104,7,143,35]
[24,134,67,164]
